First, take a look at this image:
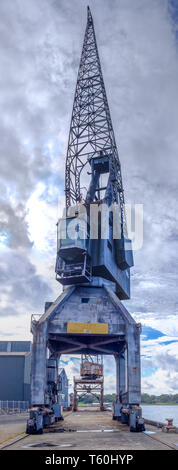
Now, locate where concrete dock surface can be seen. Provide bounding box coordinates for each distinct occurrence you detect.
[0,412,28,445]
[0,407,178,450]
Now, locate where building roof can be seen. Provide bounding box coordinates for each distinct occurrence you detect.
[58,367,68,377]
[0,352,30,356]
[0,341,31,353]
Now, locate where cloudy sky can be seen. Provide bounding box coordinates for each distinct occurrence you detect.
[0,0,178,396]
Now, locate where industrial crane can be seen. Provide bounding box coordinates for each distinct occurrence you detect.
[27,7,144,435]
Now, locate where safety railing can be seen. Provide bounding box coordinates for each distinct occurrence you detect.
[0,400,29,414]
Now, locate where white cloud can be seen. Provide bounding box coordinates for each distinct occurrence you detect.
[0,314,32,341]
[142,368,178,395]
[26,182,57,253]
[142,317,178,337]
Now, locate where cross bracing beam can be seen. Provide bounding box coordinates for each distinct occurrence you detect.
[47,334,126,355]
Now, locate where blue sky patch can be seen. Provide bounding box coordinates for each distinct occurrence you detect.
[141,367,158,378]
[0,233,10,246]
[141,325,165,340]
[160,339,178,346]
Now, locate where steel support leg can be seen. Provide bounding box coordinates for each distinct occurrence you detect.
[100,380,104,411]
[31,321,48,406]
[73,379,77,411]
[113,352,125,420]
[119,352,126,400]
[127,325,141,404]
[115,351,126,401]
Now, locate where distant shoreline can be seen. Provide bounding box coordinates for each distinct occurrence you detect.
[141,403,178,406]
[78,402,178,406]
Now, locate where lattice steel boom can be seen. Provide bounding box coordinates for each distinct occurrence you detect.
[56,6,133,298]
[65,7,124,225]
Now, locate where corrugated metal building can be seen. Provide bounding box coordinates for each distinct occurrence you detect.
[58,368,69,408]
[0,341,31,402]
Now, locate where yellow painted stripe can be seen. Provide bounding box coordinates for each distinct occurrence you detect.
[67,322,108,334]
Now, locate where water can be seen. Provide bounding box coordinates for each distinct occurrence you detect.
[142,405,178,426]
